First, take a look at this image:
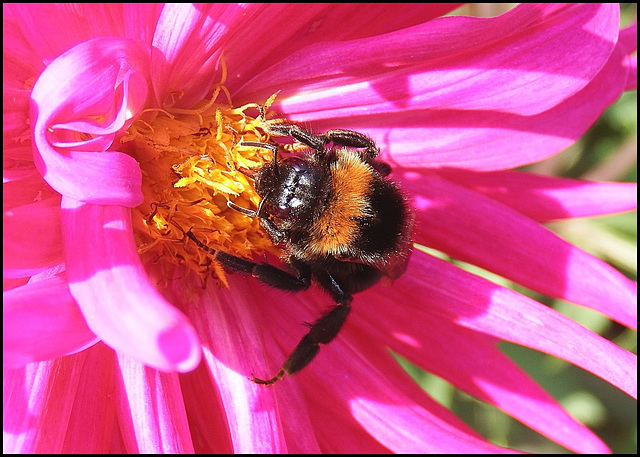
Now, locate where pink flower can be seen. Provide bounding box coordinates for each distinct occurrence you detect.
[3,3,636,453]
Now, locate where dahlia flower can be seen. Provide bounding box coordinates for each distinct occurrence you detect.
[3,3,637,453]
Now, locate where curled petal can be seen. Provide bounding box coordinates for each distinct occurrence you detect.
[31,37,149,206]
[61,197,201,372]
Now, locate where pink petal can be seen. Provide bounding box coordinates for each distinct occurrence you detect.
[171,274,293,453]
[348,398,511,453]
[179,362,233,453]
[378,344,608,454]
[3,4,131,65]
[250,284,512,453]
[61,197,201,372]
[3,167,59,208]
[619,21,637,91]
[619,21,637,53]
[237,4,625,171]
[3,4,167,73]
[61,343,117,453]
[624,54,637,91]
[354,257,616,452]
[399,253,637,399]
[149,4,249,108]
[3,187,64,277]
[3,84,31,142]
[30,37,149,206]
[3,274,98,367]
[338,40,627,170]
[405,174,637,329]
[224,3,462,94]
[3,351,88,453]
[427,168,638,222]
[381,28,630,170]
[2,13,44,85]
[240,4,618,113]
[3,145,36,171]
[114,354,194,453]
[121,4,164,44]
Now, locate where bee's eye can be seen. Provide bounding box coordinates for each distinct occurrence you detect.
[282,156,310,172]
[266,201,292,219]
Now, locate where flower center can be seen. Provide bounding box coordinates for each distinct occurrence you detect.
[122,88,281,287]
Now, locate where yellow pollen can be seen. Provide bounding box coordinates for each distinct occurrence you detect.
[122,84,281,287]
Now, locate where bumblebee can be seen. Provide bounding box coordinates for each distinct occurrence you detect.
[187,121,414,385]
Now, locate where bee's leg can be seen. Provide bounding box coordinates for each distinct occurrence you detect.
[251,271,352,386]
[239,141,278,156]
[282,126,380,159]
[262,122,327,150]
[322,129,379,158]
[186,230,311,292]
[322,129,390,174]
[262,122,383,167]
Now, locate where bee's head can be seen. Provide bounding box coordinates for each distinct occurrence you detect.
[255,153,325,223]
